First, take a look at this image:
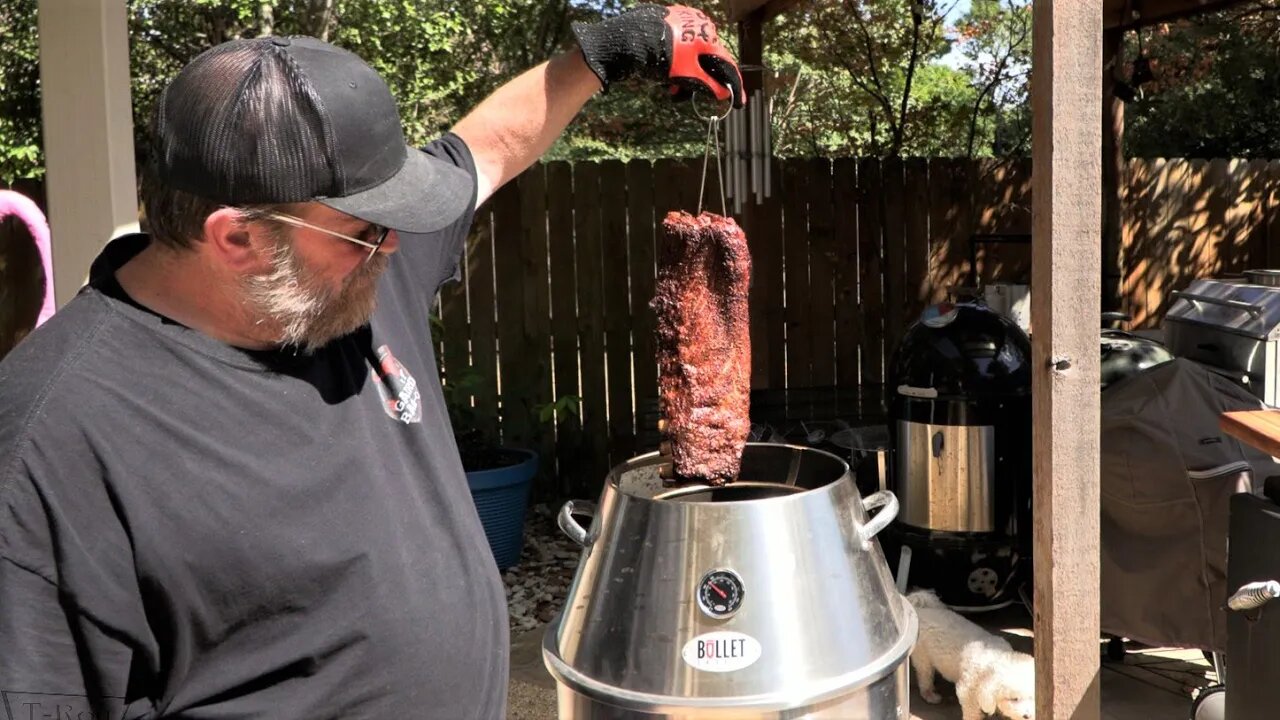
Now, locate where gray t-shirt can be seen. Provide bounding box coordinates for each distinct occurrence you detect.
[0,134,508,718]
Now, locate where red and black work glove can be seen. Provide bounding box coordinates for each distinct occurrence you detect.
[572,4,746,109]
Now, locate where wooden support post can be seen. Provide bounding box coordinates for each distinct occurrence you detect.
[1101,28,1125,315]
[37,0,138,305]
[1031,2,1103,719]
[737,9,765,83]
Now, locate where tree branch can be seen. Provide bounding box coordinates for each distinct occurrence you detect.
[894,0,928,154]
[814,4,897,138]
[844,0,900,142]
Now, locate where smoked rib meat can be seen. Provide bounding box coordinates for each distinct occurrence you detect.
[651,211,752,485]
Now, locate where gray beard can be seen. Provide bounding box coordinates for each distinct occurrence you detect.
[241,239,388,353]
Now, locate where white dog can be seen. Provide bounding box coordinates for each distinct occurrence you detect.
[907,590,1036,720]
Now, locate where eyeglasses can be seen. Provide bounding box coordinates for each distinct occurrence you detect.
[263,211,391,262]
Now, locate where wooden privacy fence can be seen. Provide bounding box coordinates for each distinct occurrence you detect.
[437,156,1280,498]
[4,161,1280,497]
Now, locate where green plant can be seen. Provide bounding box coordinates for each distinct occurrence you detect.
[536,394,582,425]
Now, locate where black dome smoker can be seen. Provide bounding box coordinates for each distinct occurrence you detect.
[884,303,1033,610]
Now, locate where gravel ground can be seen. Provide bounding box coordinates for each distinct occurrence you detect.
[502,503,582,634]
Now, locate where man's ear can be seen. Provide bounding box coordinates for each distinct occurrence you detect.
[204,208,270,272]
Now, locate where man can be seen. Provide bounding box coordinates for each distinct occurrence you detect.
[0,6,742,718]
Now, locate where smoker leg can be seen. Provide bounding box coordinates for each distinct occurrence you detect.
[1106,636,1127,662]
[895,545,913,594]
[1209,651,1226,686]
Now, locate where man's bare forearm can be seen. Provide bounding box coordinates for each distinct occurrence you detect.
[452,49,601,205]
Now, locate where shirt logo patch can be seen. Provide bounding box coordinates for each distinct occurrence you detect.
[371,345,422,424]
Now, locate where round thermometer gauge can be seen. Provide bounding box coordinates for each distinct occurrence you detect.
[697,569,745,618]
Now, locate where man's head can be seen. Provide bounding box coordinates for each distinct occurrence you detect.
[140,36,472,350]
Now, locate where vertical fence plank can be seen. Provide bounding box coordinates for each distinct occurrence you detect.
[927,159,963,306]
[546,161,581,496]
[926,158,950,306]
[627,160,659,448]
[953,160,977,293]
[857,157,884,387]
[807,158,836,387]
[753,157,787,391]
[519,164,555,480]
[439,232,471,390]
[832,158,860,388]
[1243,159,1269,269]
[1268,161,1280,267]
[1193,159,1225,281]
[468,209,500,441]
[881,156,907,360]
[600,159,635,464]
[574,162,609,484]
[1123,157,1162,324]
[1120,159,1137,318]
[1149,160,1192,323]
[493,180,531,448]
[782,158,812,389]
[904,158,930,327]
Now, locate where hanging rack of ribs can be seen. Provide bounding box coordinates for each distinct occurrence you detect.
[651,210,752,486]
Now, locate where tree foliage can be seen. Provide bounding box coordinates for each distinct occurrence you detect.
[1123,1,1280,158]
[769,0,972,156]
[0,0,41,183]
[952,0,1031,157]
[7,0,1280,184]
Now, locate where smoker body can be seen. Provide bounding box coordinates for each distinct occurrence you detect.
[885,304,1033,610]
[543,444,916,719]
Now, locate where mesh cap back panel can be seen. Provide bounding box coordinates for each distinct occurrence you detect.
[155,40,343,204]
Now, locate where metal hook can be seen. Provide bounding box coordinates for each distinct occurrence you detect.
[697,115,729,217]
[692,88,733,217]
[691,90,734,123]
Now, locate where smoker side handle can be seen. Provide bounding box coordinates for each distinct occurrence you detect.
[558,500,598,548]
[857,490,899,550]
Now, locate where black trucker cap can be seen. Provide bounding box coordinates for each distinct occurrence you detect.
[152,36,471,234]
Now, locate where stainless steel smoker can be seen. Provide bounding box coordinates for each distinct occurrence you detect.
[543,443,916,719]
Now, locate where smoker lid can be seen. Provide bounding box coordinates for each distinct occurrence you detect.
[890,303,1032,399]
[1165,277,1280,340]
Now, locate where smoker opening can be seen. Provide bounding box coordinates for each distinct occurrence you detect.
[614,444,852,500]
[656,481,807,503]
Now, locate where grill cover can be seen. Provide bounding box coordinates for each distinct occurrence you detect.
[1101,359,1280,652]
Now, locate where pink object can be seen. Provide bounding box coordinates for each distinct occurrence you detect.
[0,190,55,327]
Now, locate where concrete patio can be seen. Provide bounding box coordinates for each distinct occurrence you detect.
[508,604,1217,719]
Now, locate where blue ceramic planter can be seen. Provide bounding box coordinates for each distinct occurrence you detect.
[466,448,538,570]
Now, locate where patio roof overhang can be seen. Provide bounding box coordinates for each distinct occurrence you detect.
[725,0,1248,30]
[1104,0,1249,30]
[722,0,802,24]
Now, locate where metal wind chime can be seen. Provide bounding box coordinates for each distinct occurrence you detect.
[722,80,773,215]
